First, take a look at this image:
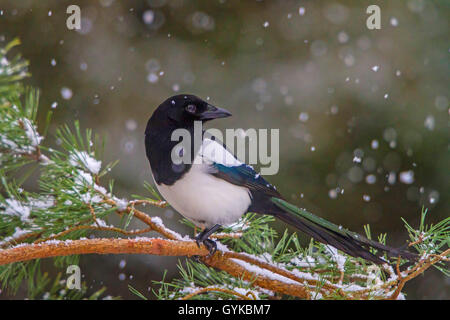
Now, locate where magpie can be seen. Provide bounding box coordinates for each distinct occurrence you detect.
[144,94,417,264]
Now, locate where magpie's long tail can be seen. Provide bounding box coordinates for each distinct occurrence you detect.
[269,198,417,265]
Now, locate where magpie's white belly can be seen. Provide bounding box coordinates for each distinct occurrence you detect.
[154,164,252,229]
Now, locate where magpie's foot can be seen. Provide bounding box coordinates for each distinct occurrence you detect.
[203,239,217,258]
[193,225,220,258]
[194,231,204,248]
[191,239,217,262]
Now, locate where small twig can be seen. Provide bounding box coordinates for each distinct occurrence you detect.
[338,270,345,285]
[0,231,42,249]
[88,204,100,227]
[389,249,449,300]
[211,232,243,239]
[181,287,254,300]
[130,199,167,208]
[103,198,180,240]
[408,234,423,247]
[33,225,155,244]
[395,257,402,281]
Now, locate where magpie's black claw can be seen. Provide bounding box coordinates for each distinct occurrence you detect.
[203,239,217,258]
[193,225,221,258]
[191,239,217,262]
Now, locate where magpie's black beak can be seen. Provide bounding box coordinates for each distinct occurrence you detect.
[198,105,232,120]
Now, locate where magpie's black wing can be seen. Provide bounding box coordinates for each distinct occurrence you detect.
[211,163,282,198]
[199,138,281,198]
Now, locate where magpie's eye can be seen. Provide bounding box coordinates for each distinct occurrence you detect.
[185,104,197,114]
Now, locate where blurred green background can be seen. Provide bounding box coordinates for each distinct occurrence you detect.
[0,0,448,299]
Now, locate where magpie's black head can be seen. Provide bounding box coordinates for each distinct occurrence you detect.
[147,94,231,132]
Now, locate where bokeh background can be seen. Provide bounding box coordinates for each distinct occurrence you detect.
[0,0,448,299]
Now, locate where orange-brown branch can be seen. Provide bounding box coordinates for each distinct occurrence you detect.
[0,238,206,265]
[0,237,312,299]
[204,251,311,299]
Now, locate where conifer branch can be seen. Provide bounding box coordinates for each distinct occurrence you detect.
[0,211,447,299]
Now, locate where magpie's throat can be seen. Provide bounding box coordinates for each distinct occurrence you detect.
[145,119,197,186]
